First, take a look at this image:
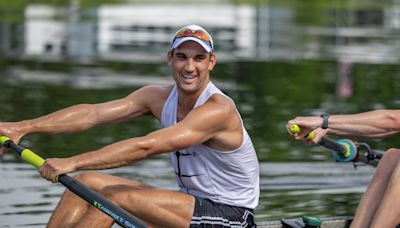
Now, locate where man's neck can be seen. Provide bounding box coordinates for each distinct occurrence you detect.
[177,81,209,112]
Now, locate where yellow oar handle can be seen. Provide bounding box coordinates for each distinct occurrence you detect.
[21,149,45,169]
[0,136,45,169]
[290,124,315,141]
[0,136,11,144]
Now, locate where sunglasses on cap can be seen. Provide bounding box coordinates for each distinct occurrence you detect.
[172,27,214,51]
[175,28,211,42]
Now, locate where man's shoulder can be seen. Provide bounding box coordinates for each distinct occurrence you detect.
[133,85,174,100]
[197,93,237,120]
[139,85,173,94]
[126,85,174,108]
[206,93,235,109]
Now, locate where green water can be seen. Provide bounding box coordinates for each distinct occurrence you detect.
[0,59,399,226]
[2,60,399,160]
[1,0,400,225]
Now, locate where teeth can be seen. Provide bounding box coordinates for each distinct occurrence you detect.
[182,74,195,79]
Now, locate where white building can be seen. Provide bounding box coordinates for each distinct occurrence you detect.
[19,3,400,63]
[25,5,67,56]
[97,4,256,60]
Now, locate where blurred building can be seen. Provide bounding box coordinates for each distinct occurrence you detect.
[2,3,400,63]
[24,5,67,56]
[97,5,255,61]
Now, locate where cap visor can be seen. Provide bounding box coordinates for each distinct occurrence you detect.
[172,37,212,52]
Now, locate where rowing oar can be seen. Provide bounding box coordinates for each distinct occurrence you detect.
[0,136,147,228]
[289,125,383,167]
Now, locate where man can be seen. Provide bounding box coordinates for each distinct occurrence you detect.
[0,25,259,228]
[287,109,400,228]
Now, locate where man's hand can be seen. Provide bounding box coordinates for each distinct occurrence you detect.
[39,158,75,183]
[0,122,25,156]
[287,116,328,144]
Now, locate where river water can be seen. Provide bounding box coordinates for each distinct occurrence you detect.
[0,156,375,227]
[0,59,399,227]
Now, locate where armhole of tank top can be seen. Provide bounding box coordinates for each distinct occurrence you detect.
[200,94,247,154]
[160,85,176,127]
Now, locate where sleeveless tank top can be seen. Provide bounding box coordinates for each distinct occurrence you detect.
[160,82,259,209]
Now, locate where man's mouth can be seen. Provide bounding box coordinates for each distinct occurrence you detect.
[182,74,196,79]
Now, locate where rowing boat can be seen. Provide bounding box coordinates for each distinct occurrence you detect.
[256,216,352,228]
[108,216,353,228]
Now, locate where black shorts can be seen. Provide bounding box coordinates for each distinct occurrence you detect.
[190,197,256,228]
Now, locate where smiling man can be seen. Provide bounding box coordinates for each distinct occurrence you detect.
[0,25,259,228]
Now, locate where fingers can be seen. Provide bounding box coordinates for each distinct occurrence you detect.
[301,128,328,144]
[0,134,23,156]
[286,121,312,140]
[286,122,329,145]
[311,128,328,143]
[0,147,11,156]
[39,159,62,183]
[287,116,328,143]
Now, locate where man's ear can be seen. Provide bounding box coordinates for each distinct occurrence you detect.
[208,53,217,71]
[167,51,173,66]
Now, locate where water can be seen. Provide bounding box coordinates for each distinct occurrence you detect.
[0,59,399,227]
[0,157,375,227]
[2,1,400,226]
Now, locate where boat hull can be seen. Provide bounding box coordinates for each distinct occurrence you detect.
[257,216,352,228]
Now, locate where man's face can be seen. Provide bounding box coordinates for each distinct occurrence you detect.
[168,41,216,95]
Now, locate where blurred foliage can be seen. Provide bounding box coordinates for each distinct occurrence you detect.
[238,0,389,9]
[2,59,399,161]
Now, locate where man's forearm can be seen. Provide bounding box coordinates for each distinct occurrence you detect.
[70,137,152,171]
[328,110,400,138]
[19,104,98,136]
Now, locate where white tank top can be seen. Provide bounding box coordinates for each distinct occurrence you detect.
[160,82,259,209]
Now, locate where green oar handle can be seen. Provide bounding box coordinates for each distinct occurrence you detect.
[289,125,358,162]
[0,136,147,228]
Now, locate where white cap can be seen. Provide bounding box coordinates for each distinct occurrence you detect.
[171,24,214,52]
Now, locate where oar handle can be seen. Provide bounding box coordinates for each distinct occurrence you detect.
[1,136,45,169]
[289,125,358,162]
[289,125,315,141]
[0,136,147,228]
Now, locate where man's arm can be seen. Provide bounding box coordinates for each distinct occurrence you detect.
[327,109,400,138]
[39,98,237,181]
[0,86,162,152]
[288,109,400,141]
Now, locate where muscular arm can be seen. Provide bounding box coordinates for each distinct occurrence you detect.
[1,86,163,138]
[327,109,400,138]
[288,109,400,140]
[40,98,238,180]
[0,86,168,156]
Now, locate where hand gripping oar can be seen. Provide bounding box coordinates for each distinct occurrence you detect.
[289,125,383,167]
[0,136,147,228]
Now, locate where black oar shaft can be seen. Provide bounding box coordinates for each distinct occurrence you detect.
[58,175,146,228]
[318,137,346,155]
[2,138,147,228]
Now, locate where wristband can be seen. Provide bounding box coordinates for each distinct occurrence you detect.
[320,113,330,129]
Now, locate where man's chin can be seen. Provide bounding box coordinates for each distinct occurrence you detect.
[177,84,197,93]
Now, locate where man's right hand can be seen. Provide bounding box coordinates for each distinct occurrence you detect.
[286,116,328,144]
[0,122,25,155]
